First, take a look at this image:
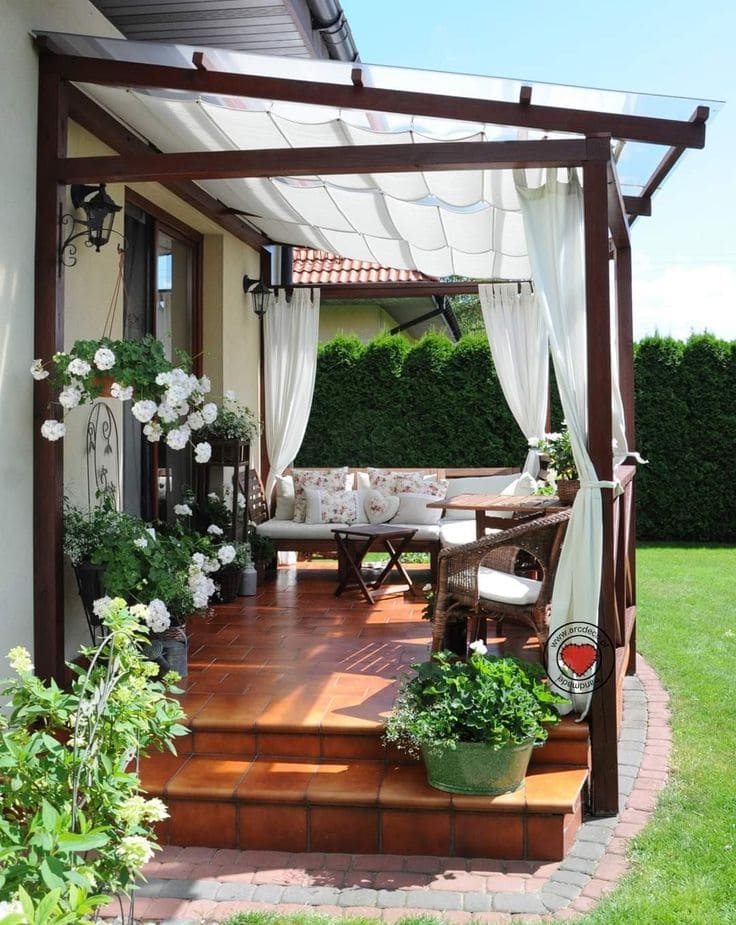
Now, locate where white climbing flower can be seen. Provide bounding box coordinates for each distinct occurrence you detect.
[30,359,49,380]
[67,357,91,378]
[194,441,212,463]
[131,400,157,423]
[93,347,115,370]
[111,382,133,401]
[40,419,66,441]
[469,639,488,655]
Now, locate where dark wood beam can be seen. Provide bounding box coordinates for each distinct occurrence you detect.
[607,159,630,249]
[41,52,708,150]
[66,85,268,249]
[583,156,619,816]
[54,138,593,185]
[298,280,528,299]
[623,195,651,217]
[34,71,67,682]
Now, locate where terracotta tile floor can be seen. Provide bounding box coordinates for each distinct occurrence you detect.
[180,560,542,728]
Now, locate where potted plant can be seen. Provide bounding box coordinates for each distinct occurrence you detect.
[31,335,217,463]
[199,390,260,466]
[385,644,569,795]
[248,526,276,581]
[529,424,579,503]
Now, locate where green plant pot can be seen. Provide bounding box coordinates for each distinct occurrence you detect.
[421,739,535,795]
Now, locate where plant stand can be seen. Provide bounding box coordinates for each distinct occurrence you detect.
[196,439,250,541]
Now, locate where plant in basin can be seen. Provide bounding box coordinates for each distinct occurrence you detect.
[385,644,569,794]
[199,390,260,443]
[31,335,217,462]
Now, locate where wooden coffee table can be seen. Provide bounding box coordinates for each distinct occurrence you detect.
[332,524,419,604]
[426,493,564,540]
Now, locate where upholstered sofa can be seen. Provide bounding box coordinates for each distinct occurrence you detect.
[251,467,534,578]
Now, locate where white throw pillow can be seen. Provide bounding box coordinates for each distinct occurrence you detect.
[273,475,295,520]
[355,470,371,490]
[364,489,400,524]
[292,467,351,522]
[304,488,366,525]
[392,492,444,525]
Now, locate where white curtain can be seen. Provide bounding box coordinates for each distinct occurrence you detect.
[263,288,321,500]
[479,282,548,475]
[514,168,617,716]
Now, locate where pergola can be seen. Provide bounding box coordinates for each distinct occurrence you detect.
[32,32,715,815]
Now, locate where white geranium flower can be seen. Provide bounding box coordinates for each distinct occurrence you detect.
[0,901,24,919]
[201,402,218,424]
[67,357,91,377]
[224,389,236,401]
[157,401,178,424]
[174,401,190,417]
[111,382,133,401]
[194,441,212,464]
[145,527,157,541]
[92,596,114,620]
[131,400,157,423]
[133,537,148,549]
[58,385,82,410]
[468,639,488,655]
[173,503,193,517]
[128,603,149,622]
[143,420,163,443]
[208,492,220,501]
[207,524,224,536]
[31,359,49,380]
[93,347,115,370]
[146,599,171,634]
[155,371,172,387]
[187,410,204,431]
[204,557,220,574]
[188,571,216,609]
[8,646,33,674]
[199,375,211,393]
[191,552,205,569]
[166,426,190,451]
[218,544,236,565]
[41,419,66,441]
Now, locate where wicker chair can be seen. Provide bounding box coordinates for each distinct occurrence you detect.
[431,510,571,654]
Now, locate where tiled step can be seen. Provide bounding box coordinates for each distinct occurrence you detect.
[175,691,590,768]
[140,752,587,861]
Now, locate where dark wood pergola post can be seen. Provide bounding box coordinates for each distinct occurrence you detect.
[33,70,68,681]
[583,146,619,815]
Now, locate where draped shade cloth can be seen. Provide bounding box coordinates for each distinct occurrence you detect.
[38,32,719,279]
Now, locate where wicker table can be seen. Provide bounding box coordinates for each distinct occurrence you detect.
[332,524,419,604]
[426,493,564,540]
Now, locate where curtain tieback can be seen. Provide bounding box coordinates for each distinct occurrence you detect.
[579,479,618,490]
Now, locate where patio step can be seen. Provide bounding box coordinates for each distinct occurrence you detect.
[141,752,586,860]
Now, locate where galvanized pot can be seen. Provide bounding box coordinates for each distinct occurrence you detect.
[421,739,535,795]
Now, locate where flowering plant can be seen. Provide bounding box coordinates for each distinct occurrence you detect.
[31,335,217,462]
[200,390,259,443]
[385,646,568,754]
[529,424,578,481]
[0,602,187,918]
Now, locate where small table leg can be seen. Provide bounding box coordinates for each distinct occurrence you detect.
[334,534,376,604]
[370,536,421,596]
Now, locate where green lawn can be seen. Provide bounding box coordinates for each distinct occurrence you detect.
[223,545,736,925]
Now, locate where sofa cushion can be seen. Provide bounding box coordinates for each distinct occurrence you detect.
[292,467,351,522]
[393,492,443,525]
[273,474,295,520]
[304,488,367,525]
[388,522,441,542]
[443,474,519,520]
[478,567,541,606]
[439,519,479,548]
[364,489,400,524]
[255,519,351,540]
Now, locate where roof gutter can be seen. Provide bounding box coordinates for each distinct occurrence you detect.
[305,0,359,61]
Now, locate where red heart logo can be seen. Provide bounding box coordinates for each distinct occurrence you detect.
[560,642,597,676]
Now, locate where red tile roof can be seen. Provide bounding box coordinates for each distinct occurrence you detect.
[291,248,435,285]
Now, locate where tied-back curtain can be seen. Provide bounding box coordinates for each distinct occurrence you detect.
[479,281,548,475]
[514,168,616,717]
[263,288,320,500]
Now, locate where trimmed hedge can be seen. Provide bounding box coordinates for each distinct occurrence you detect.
[297,332,736,541]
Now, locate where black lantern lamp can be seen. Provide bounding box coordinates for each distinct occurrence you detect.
[58,183,122,271]
[242,275,272,317]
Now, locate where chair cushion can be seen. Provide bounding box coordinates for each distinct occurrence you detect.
[477,566,542,606]
[439,519,478,548]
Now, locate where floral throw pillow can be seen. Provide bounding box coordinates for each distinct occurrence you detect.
[367,468,427,496]
[304,488,365,525]
[364,489,400,524]
[292,468,350,522]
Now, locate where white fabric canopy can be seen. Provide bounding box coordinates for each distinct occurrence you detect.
[514,168,617,717]
[479,282,548,475]
[263,288,321,500]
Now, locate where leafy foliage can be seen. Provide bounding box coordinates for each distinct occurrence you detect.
[200,393,260,442]
[0,603,187,915]
[385,651,568,752]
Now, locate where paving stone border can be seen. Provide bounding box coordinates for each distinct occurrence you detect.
[100,655,670,923]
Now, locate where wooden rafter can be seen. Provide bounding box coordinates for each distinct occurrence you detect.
[39,51,708,150]
[55,138,595,185]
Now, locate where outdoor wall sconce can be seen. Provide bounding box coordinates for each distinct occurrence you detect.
[242,275,272,317]
[58,183,122,272]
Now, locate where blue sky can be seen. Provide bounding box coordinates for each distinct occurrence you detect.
[342,0,734,340]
